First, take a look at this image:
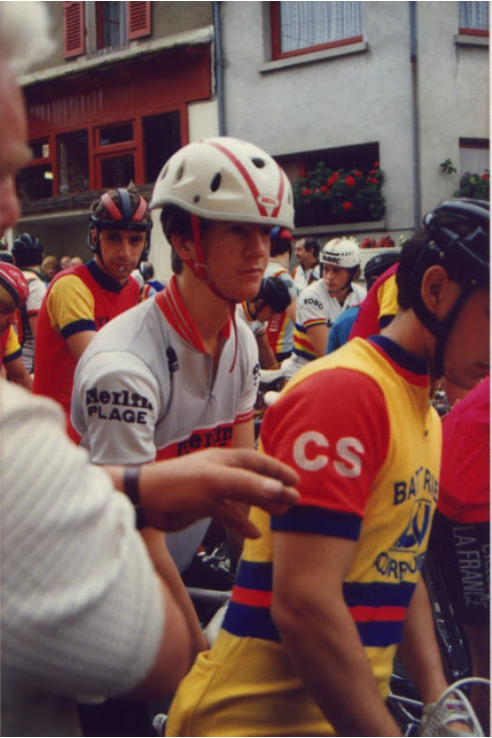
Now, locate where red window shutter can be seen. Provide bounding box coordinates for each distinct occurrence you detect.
[63,1,85,59]
[127,2,151,40]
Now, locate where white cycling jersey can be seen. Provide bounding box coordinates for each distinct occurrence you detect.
[282,278,366,378]
[71,276,260,570]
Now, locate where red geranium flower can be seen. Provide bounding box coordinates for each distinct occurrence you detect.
[482,174,489,180]
[342,201,353,210]
[371,178,378,184]
[353,170,363,177]
[302,188,312,196]
[373,161,380,167]
[345,176,356,187]
[327,173,339,187]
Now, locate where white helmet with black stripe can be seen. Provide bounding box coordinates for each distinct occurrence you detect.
[321,238,361,269]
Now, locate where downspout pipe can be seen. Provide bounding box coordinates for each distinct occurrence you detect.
[213,1,225,136]
[409,1,421,230]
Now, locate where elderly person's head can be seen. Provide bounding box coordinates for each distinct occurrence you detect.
[0,2,53,237]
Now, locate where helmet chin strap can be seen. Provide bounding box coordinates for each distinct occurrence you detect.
[184,214,238,372]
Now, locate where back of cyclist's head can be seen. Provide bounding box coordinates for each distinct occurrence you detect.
[255,276,291,314]
[397,199,489,380]
[270,227,293,258]
[397,199,490,312]
[304,238,321,260]
[12,232,44,268]
[88,186,152,261]
[150,137,293,286]
[364,250,400,291]
[0,261,29,309]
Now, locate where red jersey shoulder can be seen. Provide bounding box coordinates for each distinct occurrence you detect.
[261,366,391,516]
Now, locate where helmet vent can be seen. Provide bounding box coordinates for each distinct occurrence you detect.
[175,165,184,183]
[193,195,200,203]
[252,157,266,168]
[210,172,222,192]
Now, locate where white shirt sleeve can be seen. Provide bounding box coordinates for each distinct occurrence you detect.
[1,381,164,699]
[27,277,47,313]
[72,351,162,464]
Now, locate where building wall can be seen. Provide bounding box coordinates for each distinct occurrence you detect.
[416,2,489,215]
[220,1,488,237]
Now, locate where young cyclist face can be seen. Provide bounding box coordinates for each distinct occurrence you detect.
[322,264,351,297]
[95,229,147,285]
[201,221,271,301]
[443,286,490,390]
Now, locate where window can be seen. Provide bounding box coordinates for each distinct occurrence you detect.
[459,139,489,175]
[96,1,125,49]
[271,1,363,60]
[143,111,182,183]
[63,1,151,59]
[17,138,53,201]
[57,130,89,195]
[459,1,489,36]
[94,122,139,189]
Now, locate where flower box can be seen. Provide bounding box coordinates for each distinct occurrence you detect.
[293,161,386,228]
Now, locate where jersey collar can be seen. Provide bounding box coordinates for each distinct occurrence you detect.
[369,334,429,387]
[156,275,232,352]
[87,259,125,293]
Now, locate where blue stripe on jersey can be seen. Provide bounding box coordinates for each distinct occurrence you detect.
[343,580,415,608]
[222,600,281,642]
[235,559,273,591]
[355,620,404,647]
[61,318,97,339]
[271,505,362,540]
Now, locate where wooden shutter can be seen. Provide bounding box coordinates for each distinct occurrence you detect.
[127,2,152,41]
[63,1,85,58]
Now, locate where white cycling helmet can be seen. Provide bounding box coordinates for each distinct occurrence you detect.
[150,137,294,229]
[321,237,361,269]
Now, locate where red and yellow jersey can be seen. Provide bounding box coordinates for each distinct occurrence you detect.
[166,335,442,737]
[1,326,22,366]
[33,260,140,418]
[349,263,399,340]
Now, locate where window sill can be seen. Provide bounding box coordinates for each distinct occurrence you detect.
[294,219,386,237]
[260,40,368,75]
[454,33,489,48]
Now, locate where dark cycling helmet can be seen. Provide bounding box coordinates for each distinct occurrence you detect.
[402,198,489,377]
[0,262,29,309]
[87,188,152,261]
[364,250,400,290]
[139,261,154,281]
[12,233,43,267]
[256,275,291,314]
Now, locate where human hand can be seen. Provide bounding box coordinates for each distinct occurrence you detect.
[138,447,299,538]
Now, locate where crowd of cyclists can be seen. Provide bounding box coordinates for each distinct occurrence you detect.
[0,2,490,737]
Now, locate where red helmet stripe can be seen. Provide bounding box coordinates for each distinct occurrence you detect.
[132,196,148,222]
[100,193,123,221]
[271,163,285,218]
[208,141,268,218]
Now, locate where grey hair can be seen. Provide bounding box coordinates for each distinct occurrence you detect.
[0,1,54,76]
